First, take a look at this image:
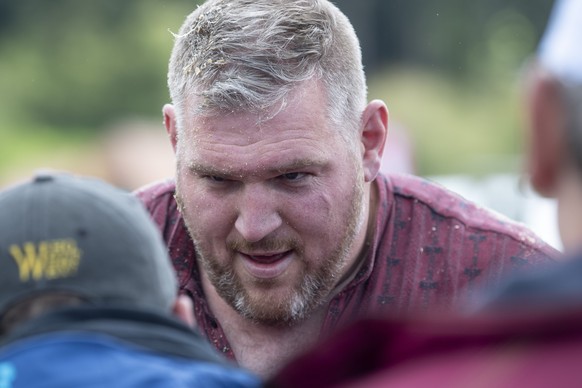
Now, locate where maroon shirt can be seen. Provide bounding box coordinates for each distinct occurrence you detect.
[136,173,557,360]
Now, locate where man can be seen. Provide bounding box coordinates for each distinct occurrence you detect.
[137,0,557,377]
[269,1,582,386]
[0,173,259,387]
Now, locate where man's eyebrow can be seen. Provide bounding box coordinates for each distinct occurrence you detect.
[187,158,326,177]
[271,158,326,173]
[187,162,236,178]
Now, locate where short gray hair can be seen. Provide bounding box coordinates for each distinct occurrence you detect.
[167,0,367,140]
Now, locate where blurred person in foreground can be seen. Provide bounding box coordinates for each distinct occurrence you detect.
[136,0,557,378]
[0,173,260,387]
[269,1,582,386]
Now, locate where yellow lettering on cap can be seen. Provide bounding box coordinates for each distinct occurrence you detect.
[9,239,82,282]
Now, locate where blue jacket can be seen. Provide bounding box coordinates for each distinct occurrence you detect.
[0,306,260,388]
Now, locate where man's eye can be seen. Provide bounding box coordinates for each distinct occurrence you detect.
[281,172,305,181]
[206,175,226,183]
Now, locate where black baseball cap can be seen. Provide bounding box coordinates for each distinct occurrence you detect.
[0,172,177,316]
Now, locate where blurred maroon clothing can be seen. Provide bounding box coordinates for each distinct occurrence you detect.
[269,310,582,388]
[136,173,557,360]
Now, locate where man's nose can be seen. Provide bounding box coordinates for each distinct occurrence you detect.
[234,184,283,242]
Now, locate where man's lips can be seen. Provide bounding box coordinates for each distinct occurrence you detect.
[239,250,294,279]
[243,252,289,264]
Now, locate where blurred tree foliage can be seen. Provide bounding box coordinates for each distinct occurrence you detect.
[0,0,554,130]
[0,0,201,131]
[335,0,554,77]
[0,0,556,177]
[333,0,554,175]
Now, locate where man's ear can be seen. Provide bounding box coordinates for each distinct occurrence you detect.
[360,100,389,182]
[172,294,197,329]
[163,104,179,153]
[526,72,566,197]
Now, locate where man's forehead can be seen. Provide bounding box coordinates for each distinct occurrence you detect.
[181,109,334,149]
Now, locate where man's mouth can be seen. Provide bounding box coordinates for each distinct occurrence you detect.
[244,252,289,264]
[239,250,294,279]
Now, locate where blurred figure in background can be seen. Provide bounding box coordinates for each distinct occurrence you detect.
[522,0,582,255]
[0,173,259,387]
[269,1,582,386]
[476,0,582,310]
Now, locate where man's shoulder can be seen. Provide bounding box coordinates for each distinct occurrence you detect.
[384,173,501,221]
[383,173,549,245]
[134,178,176,208]
[375,173,560,269]
[133,179,178,226]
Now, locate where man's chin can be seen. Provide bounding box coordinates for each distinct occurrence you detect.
[210,263,331,325]
[230,289,314,326]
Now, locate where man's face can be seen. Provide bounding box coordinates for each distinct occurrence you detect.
[175,81,368,325]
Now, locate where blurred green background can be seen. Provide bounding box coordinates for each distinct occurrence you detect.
[0,0,555,189]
